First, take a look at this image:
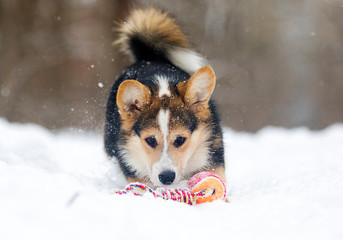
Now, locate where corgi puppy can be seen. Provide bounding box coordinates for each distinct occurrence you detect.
[104,8,225,188]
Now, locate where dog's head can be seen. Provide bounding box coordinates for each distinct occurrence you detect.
[116,66,216,187]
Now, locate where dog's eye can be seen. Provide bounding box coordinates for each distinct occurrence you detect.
[145,137,157,148]
[174,136,186,148]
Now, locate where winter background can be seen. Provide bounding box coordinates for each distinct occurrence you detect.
[1,0,343,240]
[1,119,343,239]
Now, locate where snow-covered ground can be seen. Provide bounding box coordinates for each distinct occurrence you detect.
[0,118,342,240]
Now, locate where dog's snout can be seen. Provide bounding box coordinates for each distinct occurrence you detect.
[158,171,176,185]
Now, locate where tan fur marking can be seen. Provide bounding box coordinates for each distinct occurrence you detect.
[124,128,162,172]
[168,124,211,176]
[167,126,191,173]
[140,128,163,167]
[177,81,187,97]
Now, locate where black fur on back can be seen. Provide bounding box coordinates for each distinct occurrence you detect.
[129,36,169,62]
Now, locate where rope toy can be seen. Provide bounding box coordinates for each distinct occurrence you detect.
[114,172,226,205]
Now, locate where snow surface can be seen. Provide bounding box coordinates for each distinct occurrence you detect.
[1,118,343,240]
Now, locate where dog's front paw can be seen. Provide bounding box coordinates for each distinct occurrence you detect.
[170,180,189,189]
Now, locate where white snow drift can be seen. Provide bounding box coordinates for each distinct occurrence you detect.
[0,118,342,240]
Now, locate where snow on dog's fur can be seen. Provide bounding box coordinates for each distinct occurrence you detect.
[105,8,225,188]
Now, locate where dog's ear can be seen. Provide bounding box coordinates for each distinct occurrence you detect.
[117,80,151,121]
[177,66,216,108]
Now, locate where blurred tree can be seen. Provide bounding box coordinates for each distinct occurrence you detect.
[0,0,130,131]
[0,0,342,132]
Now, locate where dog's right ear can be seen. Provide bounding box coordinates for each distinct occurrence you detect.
[117,80,151,121]
[177,66,215,107]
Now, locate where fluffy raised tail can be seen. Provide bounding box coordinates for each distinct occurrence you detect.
[115,8,207,74]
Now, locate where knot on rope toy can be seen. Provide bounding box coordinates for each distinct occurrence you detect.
[114,172,227,205]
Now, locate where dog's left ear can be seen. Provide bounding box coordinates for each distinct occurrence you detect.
[177,66,216,108]
[117,80,151,121]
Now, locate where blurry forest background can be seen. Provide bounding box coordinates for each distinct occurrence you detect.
[0,0,342,132]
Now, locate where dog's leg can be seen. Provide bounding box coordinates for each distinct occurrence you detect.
[207,166,229,203]
[127,177,154,188]
[210,166,226,183]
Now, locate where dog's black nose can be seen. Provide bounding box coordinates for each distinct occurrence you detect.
[158,171,176,185]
